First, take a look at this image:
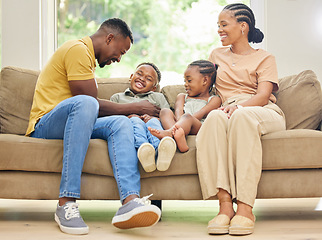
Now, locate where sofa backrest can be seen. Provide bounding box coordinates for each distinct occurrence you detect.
[0,66,130,135]
[275,70,322,130]
[0,66,321,135]
[0,66,39,135]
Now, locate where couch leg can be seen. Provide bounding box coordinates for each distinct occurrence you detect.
[151,200,162,221]
[151,200,162,210]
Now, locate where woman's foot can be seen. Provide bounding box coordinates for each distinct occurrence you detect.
[208,195,235,235]
[172,126,189,152]
[229,201,255,236]
[208,208,235,235]
[229,215,255,236]
[217,189,235,219]
[235,201,255,222]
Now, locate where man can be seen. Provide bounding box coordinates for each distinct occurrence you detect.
[26,18,161,235]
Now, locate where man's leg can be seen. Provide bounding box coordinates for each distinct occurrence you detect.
[91,115,161,229]
[31,95,99,235]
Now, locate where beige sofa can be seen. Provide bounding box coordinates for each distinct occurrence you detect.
[0,66,322,201]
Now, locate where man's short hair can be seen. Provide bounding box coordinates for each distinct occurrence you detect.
[100,18,133,43]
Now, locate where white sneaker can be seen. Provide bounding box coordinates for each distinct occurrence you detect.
[156,136,177,171]
[112,194,161,229]
[137,143,156,172]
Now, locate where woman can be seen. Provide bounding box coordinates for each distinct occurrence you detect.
[196,3,286,236]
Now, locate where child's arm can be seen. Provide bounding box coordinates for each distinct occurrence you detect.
[174,93,186,120]
[192,96,222,121]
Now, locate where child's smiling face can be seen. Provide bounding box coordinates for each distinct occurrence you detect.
[130,64,158,94]
[184,66,206,97]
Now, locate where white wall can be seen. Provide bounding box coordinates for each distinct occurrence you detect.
[252,0,322,83]
[1,0,55,70]
[2,0,40,70]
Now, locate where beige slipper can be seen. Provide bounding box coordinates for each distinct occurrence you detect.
[229,215,255,236]
[207,214,230,235]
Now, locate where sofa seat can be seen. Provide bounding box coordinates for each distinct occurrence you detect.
[1,129,322,178]
[0,134,198,178]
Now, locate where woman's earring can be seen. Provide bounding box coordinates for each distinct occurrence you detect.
[242,30,244,35]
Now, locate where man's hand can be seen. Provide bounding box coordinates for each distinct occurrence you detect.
[68,80,160,118]
[136,100,160,117]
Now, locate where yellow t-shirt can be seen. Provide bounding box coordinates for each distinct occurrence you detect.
[26,36,96,136]
[208,46,278,103]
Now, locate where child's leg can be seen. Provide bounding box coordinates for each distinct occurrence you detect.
[148,109,176,140]
[159,108,176,129]
[145,118,162,149]
[173,113,202,152]
[130,117,156,172]
[130,117,149,149]
[176,113,202,135]
[146,117,177,171]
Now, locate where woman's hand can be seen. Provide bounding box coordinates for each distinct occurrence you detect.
[219,81,274,118]
[219,105,239,119]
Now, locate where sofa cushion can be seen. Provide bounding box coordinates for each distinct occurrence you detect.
[0,134,198,177]
[261,129,322,170]
[97,77,130,100]
[0,66,39,135]
[275,70,322,130]
[161,85,185,109]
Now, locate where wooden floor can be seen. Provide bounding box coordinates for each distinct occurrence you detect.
[0,198,322,240]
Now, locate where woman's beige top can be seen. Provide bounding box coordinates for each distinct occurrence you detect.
[208,46,279,103]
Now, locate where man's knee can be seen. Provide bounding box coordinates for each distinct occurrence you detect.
[72,95,99,115]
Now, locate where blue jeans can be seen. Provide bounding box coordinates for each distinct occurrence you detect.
[130,117,162,150]
[31,95,140,201]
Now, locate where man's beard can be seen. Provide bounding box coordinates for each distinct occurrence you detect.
[99,61,108,68]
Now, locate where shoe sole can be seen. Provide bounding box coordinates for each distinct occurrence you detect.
[229,226,254,236]
[112,206,161,229]
[54,214,89,235]
[137,143,156,172]
[208,225,229,235]
[157,137,176,171]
